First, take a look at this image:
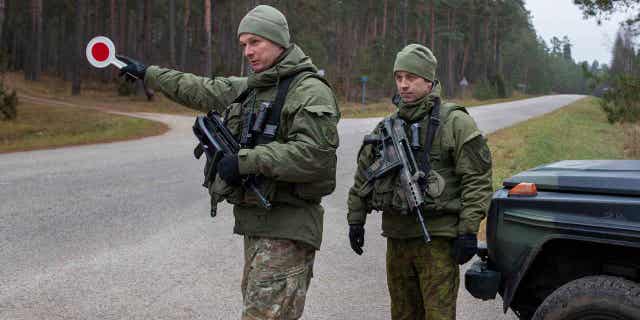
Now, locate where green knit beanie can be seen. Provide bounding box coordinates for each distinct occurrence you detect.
[393,44,437,81]
[237,5,290,48]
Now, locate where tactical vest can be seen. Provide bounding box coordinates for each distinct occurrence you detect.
[362,102,468,216]
[208,71,336,208]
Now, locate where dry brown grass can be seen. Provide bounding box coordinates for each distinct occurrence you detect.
[0,101,167,153]
[449,91,535,107]
[0,72,174,153]
[340,92,536,119]
[4,72,196,115]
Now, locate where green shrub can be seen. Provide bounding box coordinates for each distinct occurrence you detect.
[473,80,498,100]
[600,75,640,123]
[0,81,18,121]
[117,80,137,96]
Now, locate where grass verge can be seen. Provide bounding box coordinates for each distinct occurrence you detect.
[0,102,167,153]
[477,97,628,241]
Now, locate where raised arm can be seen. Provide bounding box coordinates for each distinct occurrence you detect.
[145,66,248,113]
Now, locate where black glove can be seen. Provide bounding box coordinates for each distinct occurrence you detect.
[349,224,365,255]
[217,155,241,186]
[453,234,478,265]
[116,55,147,82]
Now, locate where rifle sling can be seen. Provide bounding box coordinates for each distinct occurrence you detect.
[256,75,296,144]
[421,97,441,176]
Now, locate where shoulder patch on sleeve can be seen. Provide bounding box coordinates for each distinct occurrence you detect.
[463,135,492,172]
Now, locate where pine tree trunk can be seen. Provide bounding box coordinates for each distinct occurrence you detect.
[203,0,212,76]
[143,0,152,61]
[110,0,117,79]
[72,0,83,95]
[483,9,490,79]
[135,0,145,95]
[402,0,408,46]
[0,0,5,49]
[32,0,42,81]
[430,0,435,51]
[494,13,501,75]
[180,0,190,70]
[169,0,176,67]
[94,0,100,40]
[110,0,117,43]
[460,39,470,80]
[119,0,127,52]
[382,0,387,39]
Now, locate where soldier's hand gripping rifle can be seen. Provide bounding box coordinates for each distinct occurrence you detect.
[193,111,272,216]
[364,117,432,243]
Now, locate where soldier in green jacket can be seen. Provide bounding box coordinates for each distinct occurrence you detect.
[118,5,339,320]
[347,44,492,320]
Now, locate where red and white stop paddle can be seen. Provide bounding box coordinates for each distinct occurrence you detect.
[86,36,127,70]
[85,36,153,97]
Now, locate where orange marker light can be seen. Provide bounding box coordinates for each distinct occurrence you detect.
[508,182,538,197]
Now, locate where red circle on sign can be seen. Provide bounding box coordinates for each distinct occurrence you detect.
[91,42,110,62]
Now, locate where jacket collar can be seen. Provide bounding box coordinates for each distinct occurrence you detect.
[246,44,317,89]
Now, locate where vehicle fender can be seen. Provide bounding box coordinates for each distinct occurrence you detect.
[502,234,640,313]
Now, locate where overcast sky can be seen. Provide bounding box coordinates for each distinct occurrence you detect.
[524,0,634,66]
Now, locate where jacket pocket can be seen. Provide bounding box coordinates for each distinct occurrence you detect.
[371,174,408,212]
[241,176,277,209]
[293,180,335,203]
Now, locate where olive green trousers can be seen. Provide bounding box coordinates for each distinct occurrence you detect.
[386,237,459,320]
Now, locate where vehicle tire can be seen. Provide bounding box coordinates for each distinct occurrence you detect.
[532,275,640,320]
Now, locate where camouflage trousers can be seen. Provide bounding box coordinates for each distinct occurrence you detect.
[241,236,315,320]
[386,237,459,320]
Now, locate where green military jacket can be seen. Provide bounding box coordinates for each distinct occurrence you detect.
[347,83,492,239]
[145,45,340,249]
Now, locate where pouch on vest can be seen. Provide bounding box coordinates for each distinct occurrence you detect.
[292,102,339,202]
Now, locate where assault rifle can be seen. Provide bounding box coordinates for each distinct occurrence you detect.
[193,111,272,216]
[364,117,432,243]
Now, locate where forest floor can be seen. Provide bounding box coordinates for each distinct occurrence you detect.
[1,73,176,153]
[477,96,636,240]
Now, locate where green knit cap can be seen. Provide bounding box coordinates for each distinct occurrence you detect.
[237,5,290,48]
[393,44,437,81]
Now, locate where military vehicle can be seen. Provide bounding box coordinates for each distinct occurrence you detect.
[465,160,640,320]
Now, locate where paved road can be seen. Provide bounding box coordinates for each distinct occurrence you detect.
[0,95,584,319]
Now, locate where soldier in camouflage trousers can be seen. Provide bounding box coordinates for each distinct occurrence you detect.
[347,44,493,320]
[118,5,339,320]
